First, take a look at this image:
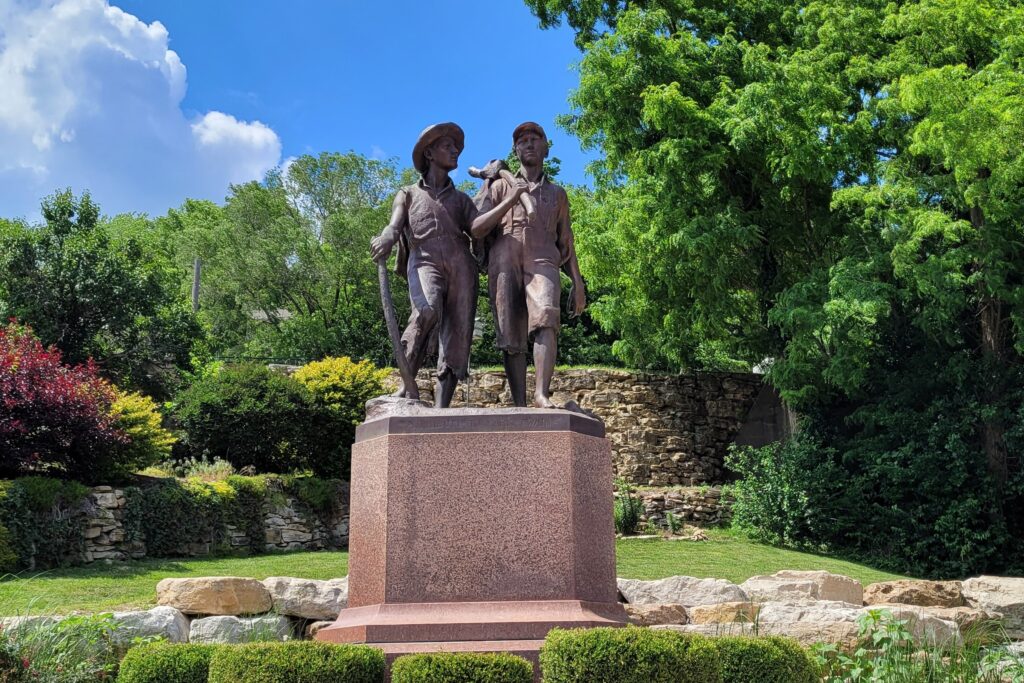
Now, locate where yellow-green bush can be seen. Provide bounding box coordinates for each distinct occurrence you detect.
[293,356,390,416]
[293,357,389,479]
[108,391,176,476]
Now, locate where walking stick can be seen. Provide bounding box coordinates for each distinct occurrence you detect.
[377,258,419,400]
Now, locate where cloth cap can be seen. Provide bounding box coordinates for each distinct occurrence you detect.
[512,121,547,144]
[412,122,465,174]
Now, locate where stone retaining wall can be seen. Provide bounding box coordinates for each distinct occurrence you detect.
[634,487,733,528]
[80,482,349,564]
[402,369,774,486]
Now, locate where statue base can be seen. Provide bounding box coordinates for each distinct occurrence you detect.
[315,405,628,677]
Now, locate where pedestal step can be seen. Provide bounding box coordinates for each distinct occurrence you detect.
[317,599,626,643]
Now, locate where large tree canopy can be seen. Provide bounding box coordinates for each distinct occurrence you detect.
[0,190,204,397]
[156,152,409,366]
[527,0,1024,574]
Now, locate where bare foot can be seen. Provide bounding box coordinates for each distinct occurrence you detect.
[533,394,556,409]
[392,384,419,401]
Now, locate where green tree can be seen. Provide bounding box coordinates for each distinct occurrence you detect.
[0,190,204,397]
[162,153,407,365]
[527,0,1024,573]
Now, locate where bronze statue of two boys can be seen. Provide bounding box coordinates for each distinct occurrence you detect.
[371,121,586,409]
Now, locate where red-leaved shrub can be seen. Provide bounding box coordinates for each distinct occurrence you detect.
[0,321,125,479]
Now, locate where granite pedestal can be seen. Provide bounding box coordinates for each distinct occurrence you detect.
[316,404,628,674]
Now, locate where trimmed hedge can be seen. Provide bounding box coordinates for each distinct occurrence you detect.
[117,643,221,683]
[539,627,722,683]
[715,636,818,683]
[391,652,533,683]
[206,641,385,683]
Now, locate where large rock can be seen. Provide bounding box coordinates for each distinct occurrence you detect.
[157,577,272,616]
[962,576,1024,638]
[869,604,1002,641]
[624,603,688,626]
[0,616,61,633]
[740,570,862,605]
[864,580,964,608]
[657,621,860,648]
[188,615,291,644]
[617,576,748,607]
[112,607,190,644]
[671,600,961,649]
[262,576,347,620]
[876,606,962,646]
[687,601,760,624]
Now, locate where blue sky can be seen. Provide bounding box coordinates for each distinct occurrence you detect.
[0,0,593,221]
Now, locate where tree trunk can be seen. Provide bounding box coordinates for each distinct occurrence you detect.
[970,198,1009,487]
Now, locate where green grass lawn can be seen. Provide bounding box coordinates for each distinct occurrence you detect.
[615,529,911,585]
[0,530,910,615]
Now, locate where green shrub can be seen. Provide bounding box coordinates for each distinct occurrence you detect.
[0,639,24,683]
[9,612,121,682]
[714,636,817,683]
[116,643,220,683]
[0,478,90,570]
[173,364,324,475]
[107,391,176,478]
[0,523,18,574]
[814,609,1024,682]
[206,641,385,683]
[293,356,389,479]
[612,479,643,536]
[391,652,533,683]
[540,627,722,683]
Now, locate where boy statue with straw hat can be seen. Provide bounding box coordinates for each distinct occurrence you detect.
[371,122,526,408]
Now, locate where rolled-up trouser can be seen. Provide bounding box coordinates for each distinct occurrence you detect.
[401,239,478,380]
[487,234,561,355]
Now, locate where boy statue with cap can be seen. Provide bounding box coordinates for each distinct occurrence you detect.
[371,122,526,408]
[472,122,587,408]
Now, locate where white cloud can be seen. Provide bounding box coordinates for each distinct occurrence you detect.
[0,0,282,219]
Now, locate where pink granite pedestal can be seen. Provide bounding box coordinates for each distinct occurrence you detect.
[316,405,628,677]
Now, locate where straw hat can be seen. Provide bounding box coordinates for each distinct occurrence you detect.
[412,122,465,174]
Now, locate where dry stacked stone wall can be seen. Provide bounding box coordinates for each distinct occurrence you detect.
[79,484,349,564]
[404,369,766,486]
[635,487,733,528]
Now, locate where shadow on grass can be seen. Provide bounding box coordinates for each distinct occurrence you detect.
[0,559,191,583]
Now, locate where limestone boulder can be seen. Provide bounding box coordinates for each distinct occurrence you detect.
[0,616,61,633]
[864,580,964,608]
[112,607,189,644]
[687,601,760,625]
[677,600,962,649]
[188,615,291,644]
[656,622,859,649]
[962,576,1024,638]
[740,570,862,605]
[624,603,688,626]
[157,577,272,616]
[868,604,1002,640]
[262,577,347,621]
[617,576,748,607]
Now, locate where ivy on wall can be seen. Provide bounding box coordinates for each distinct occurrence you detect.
[0,474,346,570]
[0,478,90,570]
